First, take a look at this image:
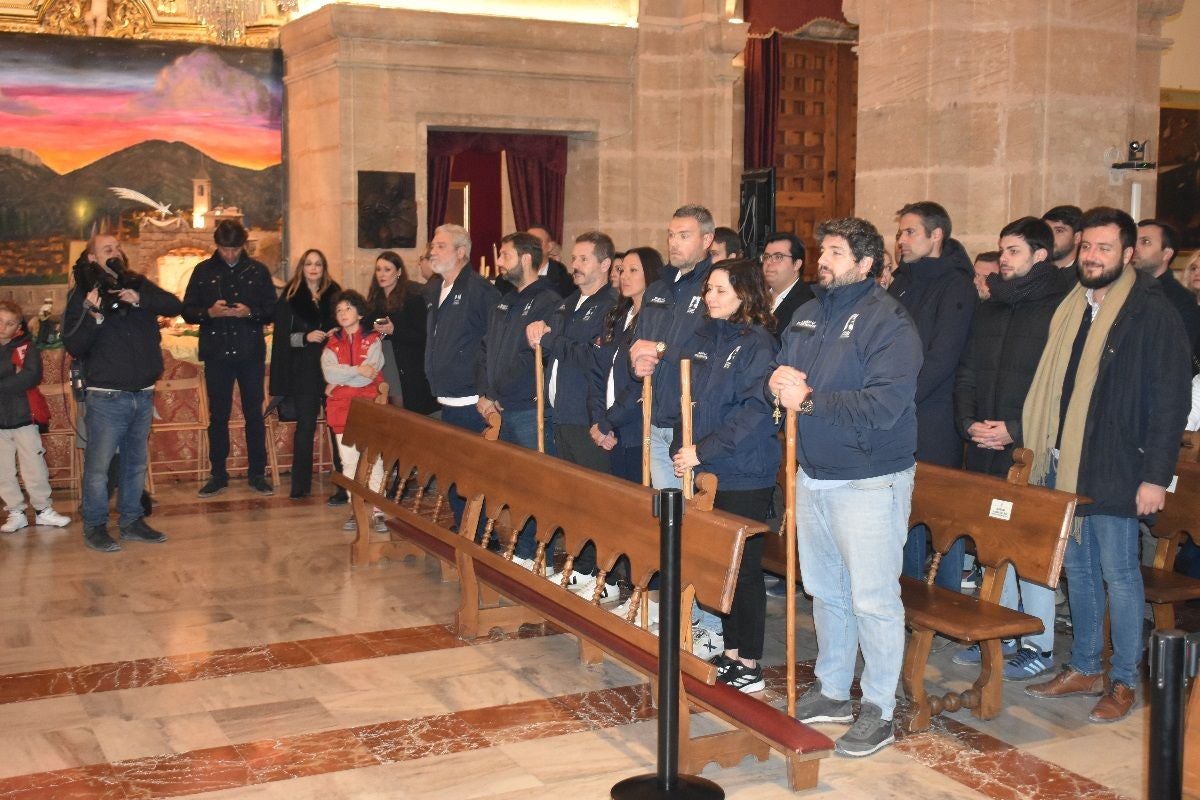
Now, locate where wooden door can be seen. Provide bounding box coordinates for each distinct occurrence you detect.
[774,39,857,279]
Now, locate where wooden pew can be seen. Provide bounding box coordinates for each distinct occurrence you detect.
[334,401,834,791]
[1145,458,1200,631]
[901,450,1078,731]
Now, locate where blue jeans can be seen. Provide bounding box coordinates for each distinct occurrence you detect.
[902,525,965,592]
[649,425,680,490]
[1064,514,1143,687]
[499,407,556,457]
[81,388,154,528]
[440,404,487,530]
[796,466,914,718]
[999,569,1056,654]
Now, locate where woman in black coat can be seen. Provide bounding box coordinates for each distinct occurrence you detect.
[366,251,437,414]
[270,248,340,499]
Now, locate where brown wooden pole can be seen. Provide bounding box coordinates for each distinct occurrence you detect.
[785,407,798,718]
[534,343,545,454]
[680,358,693,500]
[641,374,653,486]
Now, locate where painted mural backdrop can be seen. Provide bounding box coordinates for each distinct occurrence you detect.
[0,32,282,282]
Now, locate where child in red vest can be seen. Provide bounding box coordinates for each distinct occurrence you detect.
[321,290,386,532]
[0,300,70,533]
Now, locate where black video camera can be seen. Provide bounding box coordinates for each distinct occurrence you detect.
[87,256,137,314]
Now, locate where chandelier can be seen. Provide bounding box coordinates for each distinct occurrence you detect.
[178,0,298,44]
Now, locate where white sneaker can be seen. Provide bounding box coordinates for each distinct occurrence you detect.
[511,556,536,572]
[34,507,70,528]
[548,571,614,601]
[691,626,723,658]
[2,511,28,533]
[612,596,660,629]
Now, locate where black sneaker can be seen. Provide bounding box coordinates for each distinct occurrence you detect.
[198,477,228,498]
[119,517,167,543]
[707,652,736,676]
[718,662,765,693]
[834,703,895,758]
[327,489,349,507]
[84,525,121,553]
[248,476,274,496]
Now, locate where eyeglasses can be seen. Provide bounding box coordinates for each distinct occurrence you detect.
[761,253,792,264]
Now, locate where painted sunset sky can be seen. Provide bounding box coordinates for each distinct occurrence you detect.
[0,34,282,174]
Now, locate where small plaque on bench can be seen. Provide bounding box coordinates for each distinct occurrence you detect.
[988,499,1013,521]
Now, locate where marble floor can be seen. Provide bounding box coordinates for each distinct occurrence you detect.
[0,475,1184,799]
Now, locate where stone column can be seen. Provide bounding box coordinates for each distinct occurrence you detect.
[848,0,1182,255]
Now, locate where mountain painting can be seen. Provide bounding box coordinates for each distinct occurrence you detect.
[0,32,283,282]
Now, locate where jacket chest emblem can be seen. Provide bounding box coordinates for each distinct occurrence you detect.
[583,306,596,321]
[840,314,859,339]
[723,345,742,369]
[647,295,668,306]
[794,319,817,331]
[686,296,702,314]
[522,301,535,316]
[452,294,462,306]
[497,303,510,312]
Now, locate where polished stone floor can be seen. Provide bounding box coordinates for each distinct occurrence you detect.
[0,475,1170,798]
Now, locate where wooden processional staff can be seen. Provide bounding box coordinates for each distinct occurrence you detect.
[784,407,798,717]
[534,343,546,454]
[680,358,694,500]
[641,374,653,487]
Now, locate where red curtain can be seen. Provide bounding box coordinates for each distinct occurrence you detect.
[427,131,567,246]
[744,0,846,37]
[743,33,780,170]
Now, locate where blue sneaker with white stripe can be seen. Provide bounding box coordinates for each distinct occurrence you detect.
[1003,646,1055,682]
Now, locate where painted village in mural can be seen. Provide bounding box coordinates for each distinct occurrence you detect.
[0,32,283,317]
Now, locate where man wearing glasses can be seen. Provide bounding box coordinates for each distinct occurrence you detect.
[762,232,814,341]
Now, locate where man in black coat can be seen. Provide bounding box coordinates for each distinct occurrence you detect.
[952,216,1068,680]
[762,232,814,340]
[183,220,278,498]
[1042,205,1083,292]
[889,201,976,590]
[1133,218,1200,363]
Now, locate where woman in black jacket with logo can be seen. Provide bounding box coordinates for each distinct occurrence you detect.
[270,249,339,499]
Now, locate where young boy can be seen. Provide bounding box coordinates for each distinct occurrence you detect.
[0,300,70,533]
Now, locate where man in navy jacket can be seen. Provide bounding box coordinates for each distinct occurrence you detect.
[769,216,922,758]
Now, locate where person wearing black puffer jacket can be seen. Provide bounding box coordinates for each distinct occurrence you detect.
[889,201,976,591]
[270,248,340,499]
[951,216,1068,682]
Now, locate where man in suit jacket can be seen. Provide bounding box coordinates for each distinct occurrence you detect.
[527,224,575,298]
[762,232,814,340]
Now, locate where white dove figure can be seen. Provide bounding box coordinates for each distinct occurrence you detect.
[109,187,172,218]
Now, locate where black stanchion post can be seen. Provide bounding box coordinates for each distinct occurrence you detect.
[611,489,723,799]
[1148,629,1187,800]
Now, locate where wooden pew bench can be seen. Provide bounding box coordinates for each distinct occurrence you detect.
[1145,459,1200,631]
[334,401,834,792]
[901,451,1078,732]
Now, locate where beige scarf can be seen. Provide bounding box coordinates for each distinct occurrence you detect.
[1022,265,1136,494]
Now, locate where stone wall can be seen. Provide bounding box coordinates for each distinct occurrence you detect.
[847,0,1182,257]
[280,0,747,291]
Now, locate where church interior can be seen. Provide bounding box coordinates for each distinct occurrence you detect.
[0,0,1199,797]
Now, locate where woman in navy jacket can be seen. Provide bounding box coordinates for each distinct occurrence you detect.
[671,258,781,693]
[592,246,663,482]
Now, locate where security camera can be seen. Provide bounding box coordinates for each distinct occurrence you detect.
[1127,140,1147,161]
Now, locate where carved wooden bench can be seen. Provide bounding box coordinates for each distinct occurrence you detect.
[1145,457,1200,631]
[901,450,1078,731]
[334,401,834,792]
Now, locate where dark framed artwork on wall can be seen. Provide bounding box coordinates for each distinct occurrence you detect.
[1157,90,1200,251]
[358,170,417,249]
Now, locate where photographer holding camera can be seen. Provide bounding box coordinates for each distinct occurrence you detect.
[64,231,182,553]
[183,220,277,498]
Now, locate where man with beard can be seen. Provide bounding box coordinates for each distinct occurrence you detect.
[769,216,922,757]
[889,201,976,591]
[1024,207,1190,723]
[1042,205,1083,291]
[951,217,1068,680]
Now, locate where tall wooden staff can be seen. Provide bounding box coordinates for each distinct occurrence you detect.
[785,407,798,717]
[534,343,545,454]
[680,358,694,500]
[641,375,652,486]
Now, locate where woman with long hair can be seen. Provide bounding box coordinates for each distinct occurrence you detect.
[270,248,340,499]
[591,246,664,482]
[366,251,437,414]
[670,258,781,693]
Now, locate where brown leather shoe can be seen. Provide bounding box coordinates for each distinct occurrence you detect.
[1088,683,1135,723]
[1025,667,1105,699]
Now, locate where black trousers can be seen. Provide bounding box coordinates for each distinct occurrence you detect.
[289,393,323,495]
[713,486,772,660]
[204,356,267,480]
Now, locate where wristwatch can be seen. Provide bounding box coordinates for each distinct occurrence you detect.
[798,397,815,415]
[654,341,667,357]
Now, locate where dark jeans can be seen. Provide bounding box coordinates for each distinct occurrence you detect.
[902,524,965,592]
[553,423,611,474]
[80,388,153,528]
[440,403,487,530]
[713,486,772,660]
[205,357,267,480]
[289,393,323,495]
[610,445,641,484]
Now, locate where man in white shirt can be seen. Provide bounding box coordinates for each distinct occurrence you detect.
[761,232,814,341]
